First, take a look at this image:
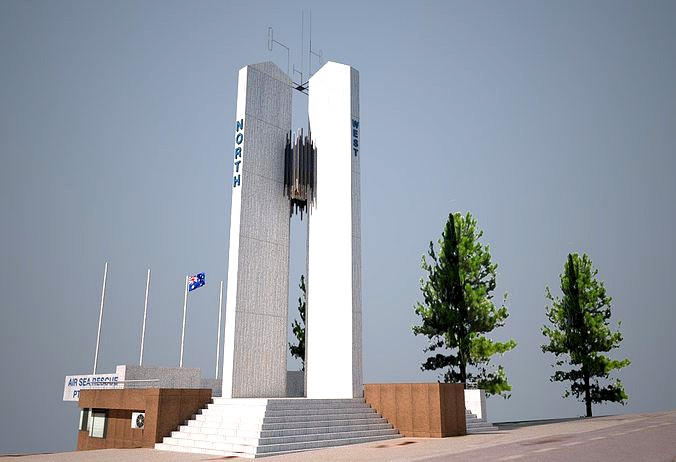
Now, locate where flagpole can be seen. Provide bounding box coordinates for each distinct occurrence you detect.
[139,268,151,366]
[93,261,108,375]
[215,280,223,379]
[179,275,188,367]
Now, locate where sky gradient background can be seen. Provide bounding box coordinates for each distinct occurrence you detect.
[1,0,675,454]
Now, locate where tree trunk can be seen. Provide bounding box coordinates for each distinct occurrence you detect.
[584,371,592,417]
[459,350,467,388]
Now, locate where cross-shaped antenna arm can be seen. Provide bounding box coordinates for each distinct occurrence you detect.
[267,27,290,75]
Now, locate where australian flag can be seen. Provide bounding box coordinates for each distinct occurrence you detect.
[188,272,205,292]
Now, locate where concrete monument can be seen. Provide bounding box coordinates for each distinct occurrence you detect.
[221,61,361,399]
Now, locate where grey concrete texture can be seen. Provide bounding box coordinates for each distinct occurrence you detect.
[199,378,221,397]
[225,62,292,398]
[286,371,304,398]
[350,66,363,400]
[8,410,674,461]
[119,365,201,388]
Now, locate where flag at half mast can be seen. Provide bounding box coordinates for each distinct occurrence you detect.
[188,273,205,292]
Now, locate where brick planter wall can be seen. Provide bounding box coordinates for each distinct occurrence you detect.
[364,383,466,437]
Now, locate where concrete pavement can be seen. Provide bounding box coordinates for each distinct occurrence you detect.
[3,410,674,462]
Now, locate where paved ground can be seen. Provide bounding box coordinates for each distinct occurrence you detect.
[3,410,675,462]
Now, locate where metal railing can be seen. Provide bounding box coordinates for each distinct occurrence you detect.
[79,379,160,390]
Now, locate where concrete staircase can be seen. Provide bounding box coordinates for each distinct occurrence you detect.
[465,409,498,433]
[155,398,400,458]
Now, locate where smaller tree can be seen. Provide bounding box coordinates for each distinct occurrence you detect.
[542,253,630,417]
[413,212,516,397]
[289,274,306,371]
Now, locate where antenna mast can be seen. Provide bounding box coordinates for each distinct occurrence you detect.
[267,9,324,95]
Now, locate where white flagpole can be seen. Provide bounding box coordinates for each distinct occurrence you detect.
[93,261,108,375]
[215,280,224,379]
[139,268,151,366]
[179,275,189,367]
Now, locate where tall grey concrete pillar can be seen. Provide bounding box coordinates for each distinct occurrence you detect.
[222,62,292,398]
[306,62,363,398]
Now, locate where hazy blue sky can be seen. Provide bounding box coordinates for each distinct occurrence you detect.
[1,0,675,454]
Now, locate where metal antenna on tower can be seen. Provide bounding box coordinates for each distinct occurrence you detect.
[267,27,290,76]
[309,10,323,78]
[292,11,305,88]
[267,10,325,95]
[300,10,304,82]
[267,26,304,93]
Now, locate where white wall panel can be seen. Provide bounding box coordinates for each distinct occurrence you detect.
[306,62,362,398]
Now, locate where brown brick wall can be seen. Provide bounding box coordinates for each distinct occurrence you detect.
[364,383,466,437]
[77,388,212,450]
[154,389,212,443]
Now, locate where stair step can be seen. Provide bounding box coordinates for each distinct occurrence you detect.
[264,407,377,417]
[465,409,498,434]
[195,410,378,423]
[159,432,400,456]
[210,398,366,407]
[157,433,399,458]
[155,442,251,458]
[166,428,398,447]
[259,428,399,445]
[179,422,394,438]
[208,400,368,411]
[466,418,488,424]
[200,407,377,418]
[186,416,388,432]
[263,412,378,423]
[156,440,255,457]
[257,434,398,455]
[261,423,394,437]
[467,426,498,433]
[262,417,388,430]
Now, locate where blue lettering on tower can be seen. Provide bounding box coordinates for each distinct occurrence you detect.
[233,119,244,187]
[351,119,359,157]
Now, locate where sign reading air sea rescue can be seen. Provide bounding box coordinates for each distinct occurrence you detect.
[233,118,244,187]
[63,372,123,402]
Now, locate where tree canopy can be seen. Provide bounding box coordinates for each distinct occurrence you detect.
[413,212,516,397]
[289,274,306,371]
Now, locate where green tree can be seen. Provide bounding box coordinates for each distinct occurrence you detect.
[542,253,630,417]
[289,274,306,371]
[412,212,516,397]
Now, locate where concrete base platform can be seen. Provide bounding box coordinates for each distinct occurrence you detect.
[155,398,399,458]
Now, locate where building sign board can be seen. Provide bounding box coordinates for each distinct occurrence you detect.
[63,373,123,402]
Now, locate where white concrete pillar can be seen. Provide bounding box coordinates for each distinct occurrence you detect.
[306,62,362,398]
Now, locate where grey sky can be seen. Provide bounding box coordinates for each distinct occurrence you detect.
[1,0,675,454]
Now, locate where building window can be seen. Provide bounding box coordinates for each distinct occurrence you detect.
[78,409,89,431]
[89,409,107,438]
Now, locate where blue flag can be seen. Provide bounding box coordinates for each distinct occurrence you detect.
[188,272,205,292]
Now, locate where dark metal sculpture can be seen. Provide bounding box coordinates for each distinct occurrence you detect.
[284,128,316,217]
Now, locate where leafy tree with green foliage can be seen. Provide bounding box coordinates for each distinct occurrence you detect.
[413,212,516,397]
[289,274,306,371]
[542,253,630,417]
